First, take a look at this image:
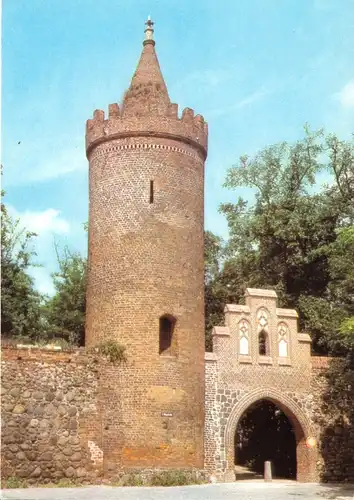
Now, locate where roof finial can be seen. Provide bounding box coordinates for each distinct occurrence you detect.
[144,16,155,45]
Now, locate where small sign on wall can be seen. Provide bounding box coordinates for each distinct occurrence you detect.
[161,412,173,417]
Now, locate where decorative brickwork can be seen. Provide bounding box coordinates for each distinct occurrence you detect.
[2,19,353,486]
[204,289,319,482]
[85,19,207,470]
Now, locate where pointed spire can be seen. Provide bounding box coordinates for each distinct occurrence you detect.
[144,16,154,45]
[122,18,171,116]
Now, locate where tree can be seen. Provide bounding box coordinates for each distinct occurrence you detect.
[44,246,87,346]
[204,231,224,351]
[215,128,354,354]
[1,192,43,340]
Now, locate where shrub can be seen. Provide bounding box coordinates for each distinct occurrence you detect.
[89,339,127,364]
[117,473,145,486]
[150,470,204,486]
[3,477,28,489]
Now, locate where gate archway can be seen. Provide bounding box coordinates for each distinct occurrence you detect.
[223,388,318,482]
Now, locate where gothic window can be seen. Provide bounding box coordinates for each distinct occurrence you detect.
[278,322,289,357]
[256,307,270,356]
[239,319,250,355]
[159,315,176,355]
[258,330,269,356]
[257,308,269,331]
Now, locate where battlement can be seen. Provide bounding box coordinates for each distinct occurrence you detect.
[86,103,208,159]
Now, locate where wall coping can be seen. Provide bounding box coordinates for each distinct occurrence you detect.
[212,326,230,337]
[224,304,250,314]
[245,288,277,298]
[276,308,299,318]
[311,356,332,369]
[205,352,218,362]
[298,333,312,343]
[1,346,91,364]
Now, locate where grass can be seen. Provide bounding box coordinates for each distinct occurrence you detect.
[2,478,81,489]
[150,470,205,486]
[111,470,206,487]
[2,477,28,489]
[3,471,207,489]
[40,479,80,488]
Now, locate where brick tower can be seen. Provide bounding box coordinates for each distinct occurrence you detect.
[85,19,208,470]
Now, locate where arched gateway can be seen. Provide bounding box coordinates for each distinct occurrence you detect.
[225,389,315,481]
[204,289,319,482]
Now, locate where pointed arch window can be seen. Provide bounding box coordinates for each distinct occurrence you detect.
[256,307,270,356]
[239,320,250,355]
[258,329,269,356]
[278,322,289,357]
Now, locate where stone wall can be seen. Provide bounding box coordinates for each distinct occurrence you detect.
[1,345,206,483]
[2,345,353,484]
[204,289,318,482]
[204,288,354,484]
[1,347,102,483]
[311,356,354,483]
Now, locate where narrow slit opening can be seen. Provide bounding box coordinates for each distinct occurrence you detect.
[149,180,154,204]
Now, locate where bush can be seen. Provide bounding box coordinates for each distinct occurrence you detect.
[2,477,28,489]
[117,473,145,486]
[150,470,204,487]
[89,339,127,364]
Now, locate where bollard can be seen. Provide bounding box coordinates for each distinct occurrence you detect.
[264,461,272,482]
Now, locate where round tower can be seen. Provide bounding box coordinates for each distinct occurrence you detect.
[85,19,208,469]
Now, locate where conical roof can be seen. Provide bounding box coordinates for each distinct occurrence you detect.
[122,18,171,116]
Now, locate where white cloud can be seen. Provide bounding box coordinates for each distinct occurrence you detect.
[337,81,354,109]
[171,68,236,94]
[8,206,71,296]
[19,208,70,235]
[4,145,86,186]
[28,267,56,296]
[208,88,269,118]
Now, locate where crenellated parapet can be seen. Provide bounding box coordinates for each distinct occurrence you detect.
[85,103,208,159]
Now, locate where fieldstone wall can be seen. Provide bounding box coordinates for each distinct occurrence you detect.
[310,356,354,483]
[2,345,353,484]
[204,289,354,483]
[1,347,103,483]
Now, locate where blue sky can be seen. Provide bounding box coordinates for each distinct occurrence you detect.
[2,0,354,295]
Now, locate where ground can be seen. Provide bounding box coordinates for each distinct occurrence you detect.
[2,482,354,500]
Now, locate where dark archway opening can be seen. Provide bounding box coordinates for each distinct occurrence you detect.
[235,399,297,480]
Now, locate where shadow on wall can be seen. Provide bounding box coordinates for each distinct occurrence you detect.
[318,355,354,482]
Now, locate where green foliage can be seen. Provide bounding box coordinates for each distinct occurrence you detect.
[111,470,205,487]
[204,231,225,351]
[114,473,145,486]
[41,479,80,488]
[44,245,87,346]
[205,128,354,355]
[2,476,28,489]
[1,191,44,341]
[90,339,127,364]
[150,470,205,486]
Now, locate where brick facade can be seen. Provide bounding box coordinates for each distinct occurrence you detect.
[85,23,207,469]
[204,289,323,482]
[2,20,353,486]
